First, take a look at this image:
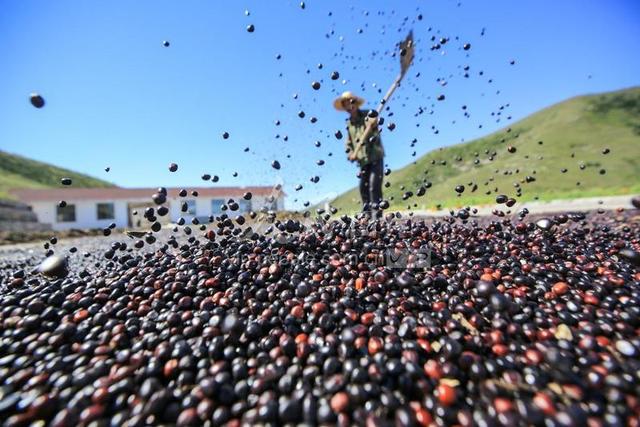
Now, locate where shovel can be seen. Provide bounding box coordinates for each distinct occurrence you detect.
[352,31,415,159]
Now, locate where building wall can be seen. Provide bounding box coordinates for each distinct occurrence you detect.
[28,194,285,231]
[30,200,130,231]
[168,195,283,222]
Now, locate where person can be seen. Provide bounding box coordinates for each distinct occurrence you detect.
[334,91,385,218]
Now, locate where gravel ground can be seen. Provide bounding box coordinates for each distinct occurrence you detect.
[409,195,639,218]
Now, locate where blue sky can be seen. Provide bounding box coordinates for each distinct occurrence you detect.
[1,0,639,209]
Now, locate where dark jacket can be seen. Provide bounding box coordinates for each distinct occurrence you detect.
[346,109,384,166]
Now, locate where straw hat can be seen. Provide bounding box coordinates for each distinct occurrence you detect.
[333,91,365,111]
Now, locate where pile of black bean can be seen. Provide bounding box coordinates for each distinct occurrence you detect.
[0,209,639,426]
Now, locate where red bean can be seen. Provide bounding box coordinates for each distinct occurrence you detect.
[331,392,349,413]
[436,384,456,406]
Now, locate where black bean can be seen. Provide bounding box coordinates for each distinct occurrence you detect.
[29,93,45,108]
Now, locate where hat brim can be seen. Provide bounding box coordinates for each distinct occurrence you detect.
[334,96,365,111]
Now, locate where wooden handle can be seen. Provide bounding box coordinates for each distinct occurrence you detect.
[376,72,403,115]
[352,72,404,158]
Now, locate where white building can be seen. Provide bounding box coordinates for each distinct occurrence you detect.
[11,187,285,231]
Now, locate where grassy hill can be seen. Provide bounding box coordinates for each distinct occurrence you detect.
[329,87,640,213]
[0,151,115,199]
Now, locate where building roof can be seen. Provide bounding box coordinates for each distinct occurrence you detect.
[11,186,284,202]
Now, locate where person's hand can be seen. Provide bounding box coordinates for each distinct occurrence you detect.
[348,153,356,162]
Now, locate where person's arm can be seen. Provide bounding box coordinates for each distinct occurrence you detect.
[352,114,379,158]
[360,116,379,145]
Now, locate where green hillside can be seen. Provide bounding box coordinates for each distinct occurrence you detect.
[0,151,115,199]
[330,87,640,213]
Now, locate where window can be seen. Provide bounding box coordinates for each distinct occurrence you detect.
[265,196,278,211]
[56,204,76,222]
[97,203,115,220]
[185,200,196,215]
[238,200,251,212]
[211,199,225,215]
